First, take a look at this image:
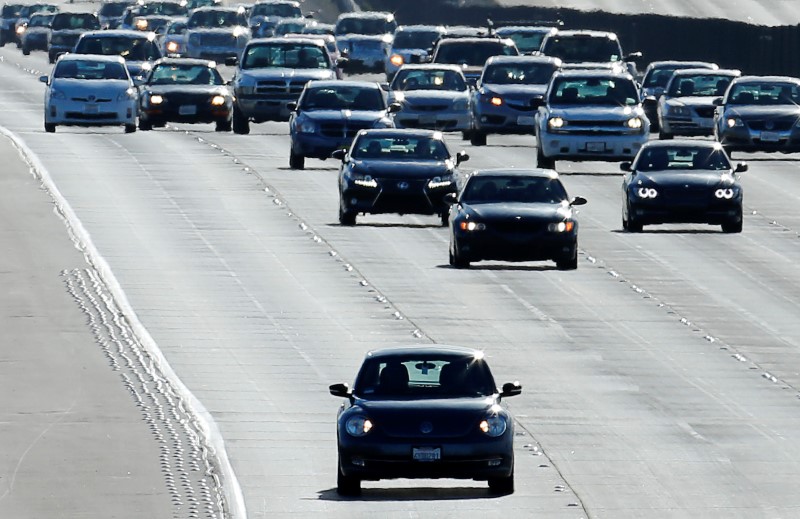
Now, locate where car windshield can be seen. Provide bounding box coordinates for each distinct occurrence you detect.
[483,62,557,85]
[1,5,24,17]
[334,16,395,36]
[250,3,300,17]
[498,30,547,53]
[76,36,159,61]
[29,14,54,27]
[54,59,128,80]
[634,146,731,172]
[99,3,129,17]
[275,20,305,35]
[300,85,384,110]
[148,63,223,85]
[167,21,186,34]
[187,10,241,28]
[353,354,497,399]
[185,0,217,9]
[391,68,466,91]
[542,35,622,63]
[138,2,186,16]
[351,135,449,161]
[435,41,518,67]
[24,4,57,16]
[727,82,800,105]
[242,42,329,69]
[51,13,100,30]
[393,30,441,49]
[667,74,733,97]
[462,175,568,204]
[550,77,639,106]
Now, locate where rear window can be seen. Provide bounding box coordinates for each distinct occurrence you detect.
[541,35,623,63]
[549,76,639,106]
[334,16,396,36]
[52,13,100,30]
[75,36,160,61]
[435,41,518,67]
[54,59,128,80]
[242,42,329,69]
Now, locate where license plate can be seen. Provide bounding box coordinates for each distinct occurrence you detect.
[586,142,606,152]
[419,115,436,126]
[179,105,197,116]
[85,103,98,114]
[517,115,535,126]
[761,131,780,142]
[412,447,441,462]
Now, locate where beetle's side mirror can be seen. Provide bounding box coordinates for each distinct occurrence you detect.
[735,162,748,173]
[330,149,347,161]
[39,75,49,84]
[620,161,632,172]
[329,383,351,398]
[387,102,401,113]
[287,101,297,112]
[712,97,723,106]
[224,56,238,67]
[570,196,587,206]
[456,151,469,164]
[500,381,522,398]
[443,192,458,205]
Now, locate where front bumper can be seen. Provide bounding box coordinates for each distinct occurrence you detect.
[473,102,537,134]
[718,125,800,152]
[341,178,455,216]
[46,98,137,126]
[454,228,576,263]
[235,96,294,122]
[185,45,241,60]
[539,131,647,161]
[292,132,352,160]
[141,103,231,124]
[628,195,742,225]
[395,109,471,132]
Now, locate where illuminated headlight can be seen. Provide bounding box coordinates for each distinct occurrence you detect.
[297,119,317,134]
[453,98,469,111]
[714,188,735,199]
[166,41,180,53]
[135,18,148,30]
[726,117,743,128]
[140,62,152,72]
[16,25,25,34]
[459,221,486,231]
[353,175,378,188]
[667,105,690,117]
[636,187,658,199]
[489,96,502,106]
[149,94,164,105]
[389,54,403,66]
[626,117,643,129]
[547,221,575,233]
[345,416,373,437]
[548,116,565,129]
[117,88,137,101]
[233,26,246,38]
[211,95,226,106]
[479,415,507,437]
[381,34,393,44]
[427,176,453,189]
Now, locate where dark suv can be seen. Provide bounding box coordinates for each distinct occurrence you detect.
[430,36,518,86]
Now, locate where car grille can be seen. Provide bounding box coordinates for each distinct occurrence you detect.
[255,80,307,96]
[70,97,112,102]
[746,118,795,131]
[200,33,235,47]
[661,186,711,204]
[319,121,373,139]
[161,92,213,104]
[694,106,715,118]
[65,112,117,120]
[506,101,536,112]
[488,219,547,234]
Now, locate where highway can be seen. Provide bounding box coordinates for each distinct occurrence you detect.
[3,17,800,519]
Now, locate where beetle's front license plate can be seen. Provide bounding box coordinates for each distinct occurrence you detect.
[760,131,780,142]
[413,447,441,461]
[517,115,535,126]
[586,142,606,152]
[179,105,197,116]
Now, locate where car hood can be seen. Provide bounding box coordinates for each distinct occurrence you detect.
[337,34,386,44]
[353,396,500,438]
[664,95,715,107]
[188,27,241,35]
[634,170,736,187]
[51,78,131,95]
[481,84,547,98]
[302,109,386,122]
[725,105,800,119]
[399,90,467,104]
[143,84,229,96]
[239,67,335,81]
[350,159,451,178]
[464,201,570,221]
[547,105,645,120]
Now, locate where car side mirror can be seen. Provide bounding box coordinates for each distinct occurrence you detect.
[456,151,469,164]
[620,161,632,172]
[529,95,543,109]
[570,196,587,206]
[624,51,643,61]
[735,162,748,173]
[387,102,401,113]
[39,75,49,84]
[443,192,458,205]
[500,381,522,398]
[132,74,146,87]
[224,56,238,67]
[287,101,297,112]
[712,97,723,106]
[329,383,351,398]
[330,149,347,161]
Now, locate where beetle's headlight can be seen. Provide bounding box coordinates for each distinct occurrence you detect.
[479,415,507,437]
[726,117,743,128]
[547,221,575,233]
[149,94,164,105]
[211,95,226,106]
[714,188,735,199]
[636,187,658,199]
[548,116,565,129]
[459,221,486,231]
[345,415,373,437]
[626,117,643,129]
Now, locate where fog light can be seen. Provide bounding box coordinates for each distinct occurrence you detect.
[488,459,502,467]
[351,458,365,467]
[350,198,358,205]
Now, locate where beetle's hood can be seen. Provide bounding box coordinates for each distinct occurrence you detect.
[350,159,451,177]
[664,95,715,107]
[353,397,499,438]
[547,105,645,120]
[301,109,386,122]
[143,84,229,96]
[725,105,800,118]
[481,83,547,97]
[463,201,570,221]
[239,67,334,80]
[634,170,735,187]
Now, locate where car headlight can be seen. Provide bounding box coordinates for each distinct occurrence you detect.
[547,221,575,233]
[297,119,317,134]
[16,25,25,34]
[135,18,148,30]
[50,88,66,100]
[636,187,658,199]
[479,415,507,437]
[149,94,164,105]
[211,95,227,106]
[353,175,378,188]
[714,187,736,199]
[427,176,453,189]
[389,53,403,66]
[345,415,373,437]
[453,98,469,111]
[459,220,486,231]
[117,88,137,101]
[626,117,643,129]
[726,117,743,128]
[548,116,565,129]
[668,105,690,117]
[489,96,502,106]
[166,41,180,53]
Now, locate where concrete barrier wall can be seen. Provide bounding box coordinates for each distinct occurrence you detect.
[363,0,800,77]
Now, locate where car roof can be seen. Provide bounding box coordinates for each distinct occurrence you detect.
[645,60,717,71]
[247,36,324,46]
[639,140,726,152]
[306,79,380,88]
[437,37,512,45]
[552,68,633,80]
[671,67,740,77]
[355,128,444,138]
[396,24,445,32]
[733,75,800,84]
[397,63,465,73]
[470,168,560,179]
[80,29,153,38]
[337,11,393,20]
[190,6,242,12]
[253,0,299,4]
[496,25,557,33]
[549,29,617,39]
[365,344,483,359]
[485,54,561,66]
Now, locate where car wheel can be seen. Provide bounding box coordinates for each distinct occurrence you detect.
[470,131,487,146]
[723,145,733,158]
[722,212,743,233]
[44,123,56,133]
[450,243,470,269]
[232,105,250,135]
[336,462,361,496]
[659,131,673,140]
[215,119,232,132]
[537,145,555,169]
[488,468,514,495]
[461,130,472,140]
[339,204,356,226]
[21,45,29,56]
[440,212,449,227]
[48,51,55,64]
[124,123,136,134]
[138,119,153,131]
[627,215,643,233]
[556,245,578,271]
[289,150,305,170]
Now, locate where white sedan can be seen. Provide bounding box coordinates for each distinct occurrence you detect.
[39,54,139,133]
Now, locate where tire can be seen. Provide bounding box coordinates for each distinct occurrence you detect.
[339,204,356,226]
[48,51,55,64]
[336,461,361,496]
[21,45,30,56]
[659,131,673,140]
[461,130,471,140]
[537,145,555,169]
[450,243,469,269]
[289,150,305,170]
[138,119,153,131]
[627,215,643,233]
[44,123,56,133]
[124,123,136,134]
[232,105,250,135]
[470,131,487,146]
[556,245,578,270]
[215,119,232,132]
[440,212,449,227]
[488,468,514,495]
[722,212,743,233]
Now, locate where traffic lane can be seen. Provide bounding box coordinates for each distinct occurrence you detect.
[193,127,800,515]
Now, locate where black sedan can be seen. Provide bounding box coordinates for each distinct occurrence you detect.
[621,140,746,233]
[138,57,233,131]
[332,129,469,226]
[447,169,586,270]
[330,345,522,496]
